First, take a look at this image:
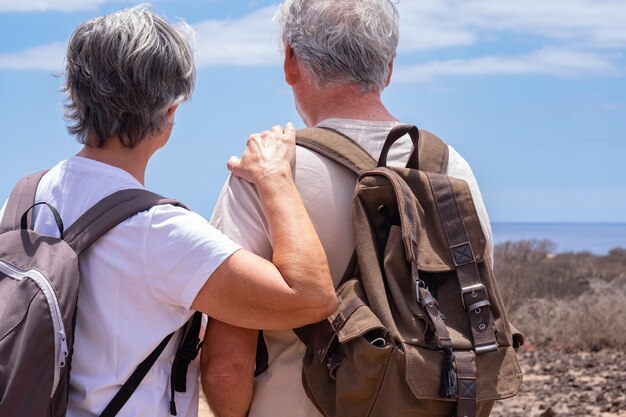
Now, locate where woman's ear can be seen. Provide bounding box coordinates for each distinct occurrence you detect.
[166,104,179,124]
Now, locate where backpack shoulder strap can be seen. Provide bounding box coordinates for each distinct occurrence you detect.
[296,127,376,175]
[416,129,449,174]
[1,170,48,233]
[64,188,190,417]
[64,188,188,256]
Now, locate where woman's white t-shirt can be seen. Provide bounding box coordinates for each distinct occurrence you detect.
[17,156,240,417]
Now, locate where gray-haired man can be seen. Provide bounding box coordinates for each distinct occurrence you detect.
[203,1,493,416]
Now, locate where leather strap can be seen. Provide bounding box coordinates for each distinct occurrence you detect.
[377,125,449,174]
[319,294,367,363]
[416,130,449,174]
[427,173,498,354]
[455,351,477,417]
[296,127,376,175]
[378,125,420,168]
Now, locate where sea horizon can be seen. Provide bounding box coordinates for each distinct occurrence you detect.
[491,222,626,255]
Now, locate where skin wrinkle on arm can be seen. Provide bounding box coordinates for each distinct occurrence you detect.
[201,320,257,417]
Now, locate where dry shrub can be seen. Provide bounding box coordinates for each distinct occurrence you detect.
[495,241,626,349]
[513,281,626,349]
[494,240,590,314]
[554,282,626,349]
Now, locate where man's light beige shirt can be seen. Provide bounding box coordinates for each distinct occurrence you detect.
[210,118,493,417]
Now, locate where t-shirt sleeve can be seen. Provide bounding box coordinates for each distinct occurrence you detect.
[143,204,241,310]
[210,174,273,261]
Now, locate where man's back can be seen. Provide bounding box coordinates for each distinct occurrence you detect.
[211,118,493,417]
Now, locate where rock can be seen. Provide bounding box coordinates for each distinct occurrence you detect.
[539,407,556,417]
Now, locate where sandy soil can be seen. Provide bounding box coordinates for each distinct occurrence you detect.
[199,347,626,417]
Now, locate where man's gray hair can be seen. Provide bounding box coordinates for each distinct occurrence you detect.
[276,0,399,92]
[63,4,196,148]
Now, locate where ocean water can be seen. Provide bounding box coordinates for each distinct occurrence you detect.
[491,223,626,255]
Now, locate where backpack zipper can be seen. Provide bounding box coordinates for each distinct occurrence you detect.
[0,260,69,398]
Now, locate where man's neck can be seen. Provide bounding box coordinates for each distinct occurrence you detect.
[298,84,397,127]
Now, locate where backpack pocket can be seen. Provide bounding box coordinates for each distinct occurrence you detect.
[0,278,38,341]
[301,279,397,417]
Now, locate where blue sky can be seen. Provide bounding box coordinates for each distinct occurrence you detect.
[1,0,625,223]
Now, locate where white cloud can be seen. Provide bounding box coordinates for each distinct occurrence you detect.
[2,0,625,81]
[393,48,618,83]
[192,5,281,68]
[0,42,65,71]
[0,6,282,72]
[0,0,109,12]
[397,0,626,52]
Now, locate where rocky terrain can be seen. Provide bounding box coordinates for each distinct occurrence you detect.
[492,347,626,417]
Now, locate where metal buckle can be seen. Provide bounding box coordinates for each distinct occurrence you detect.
[475,342,499,354]
[460,283,487,310]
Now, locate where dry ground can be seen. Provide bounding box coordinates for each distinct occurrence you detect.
[492,347,626,417]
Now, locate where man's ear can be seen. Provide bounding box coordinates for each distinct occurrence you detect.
[385,60,394,87]
[284,44,300,86]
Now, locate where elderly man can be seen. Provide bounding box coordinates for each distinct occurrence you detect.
[0,5,336,417]
[203,1,494,416]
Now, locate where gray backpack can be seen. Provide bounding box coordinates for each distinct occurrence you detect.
[0,171,201,417]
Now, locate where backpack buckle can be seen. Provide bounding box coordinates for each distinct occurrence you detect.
[460,284,487,311]
[475,342,499,354]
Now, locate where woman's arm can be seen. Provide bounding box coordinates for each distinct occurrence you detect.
[191,124,337,329]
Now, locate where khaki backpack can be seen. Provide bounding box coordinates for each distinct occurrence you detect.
[0,171,202,417]
[290,125,524,417]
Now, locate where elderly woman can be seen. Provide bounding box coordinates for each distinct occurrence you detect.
[0,5,335,417]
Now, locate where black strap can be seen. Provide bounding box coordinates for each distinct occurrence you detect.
[254,331,269,377]
[99,333,175,417]
[20,202,65,238]
[169,311,203,415]
[100,312,201,417]
[172,312,203,392]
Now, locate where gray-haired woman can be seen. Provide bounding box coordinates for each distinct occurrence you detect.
[1,4,335,417]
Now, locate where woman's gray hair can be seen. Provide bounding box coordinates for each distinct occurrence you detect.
[275,0,399,92]
[63,4,196,148]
